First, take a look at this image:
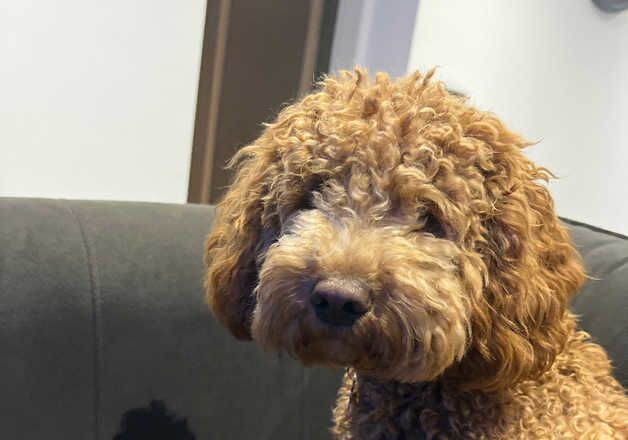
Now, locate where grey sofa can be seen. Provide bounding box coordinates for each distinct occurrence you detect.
[1,198,626,439]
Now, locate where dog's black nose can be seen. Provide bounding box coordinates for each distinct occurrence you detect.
[310,279,371,326]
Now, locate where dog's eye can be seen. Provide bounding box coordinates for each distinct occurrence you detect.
[299,194,315,211]
[295,176,323,211]
[418,212,447,238]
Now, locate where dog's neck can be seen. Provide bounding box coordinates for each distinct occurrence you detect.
[333,330,616,439]
[345,368,440,412]
[336,368,513,439]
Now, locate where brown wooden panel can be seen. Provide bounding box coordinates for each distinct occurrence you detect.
[209,0,312,203]
[187,0,229,204]
[188,0,337,204]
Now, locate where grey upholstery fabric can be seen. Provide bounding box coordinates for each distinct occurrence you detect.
[0,198,626,439]
[566,219,628,388]
[0,199,340,440]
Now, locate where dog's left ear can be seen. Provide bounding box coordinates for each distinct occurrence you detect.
[449,119,585,391]
[204,145,275,340]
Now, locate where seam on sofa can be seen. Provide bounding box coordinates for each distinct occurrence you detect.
[65,201,103,440]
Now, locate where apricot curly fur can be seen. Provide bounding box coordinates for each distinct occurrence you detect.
[204,68,628,438]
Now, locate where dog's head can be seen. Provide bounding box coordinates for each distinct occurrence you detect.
[204,70,584,391]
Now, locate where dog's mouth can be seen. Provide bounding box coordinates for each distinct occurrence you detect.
[251,296,370,366]
[290,324,424,382]
[288,314,366,367]
[252,298,464,384]
[294,336,360,367]
[276,308,404,373]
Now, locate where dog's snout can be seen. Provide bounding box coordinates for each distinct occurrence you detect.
[310,279,371,326]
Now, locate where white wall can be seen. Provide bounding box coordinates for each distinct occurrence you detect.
[409,0,628,235]
[330,0,419,78]
[0,0,206,203]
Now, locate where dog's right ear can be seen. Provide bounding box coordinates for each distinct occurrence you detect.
[204,145,274,340]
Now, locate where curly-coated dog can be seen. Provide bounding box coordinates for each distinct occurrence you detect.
[204,69,628,438]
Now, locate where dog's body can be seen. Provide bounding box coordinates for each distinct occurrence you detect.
[204,70,628,438]
[333,328,626,438]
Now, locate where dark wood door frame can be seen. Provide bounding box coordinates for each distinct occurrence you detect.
[187,0,231,205]
[187,0,338,204]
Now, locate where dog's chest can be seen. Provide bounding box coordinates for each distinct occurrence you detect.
[332,373,508,440]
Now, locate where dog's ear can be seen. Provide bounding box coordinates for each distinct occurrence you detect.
[449,120,585,391]
[204,145,275,340]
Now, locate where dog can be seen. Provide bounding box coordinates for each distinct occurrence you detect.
[204,69,628,438]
